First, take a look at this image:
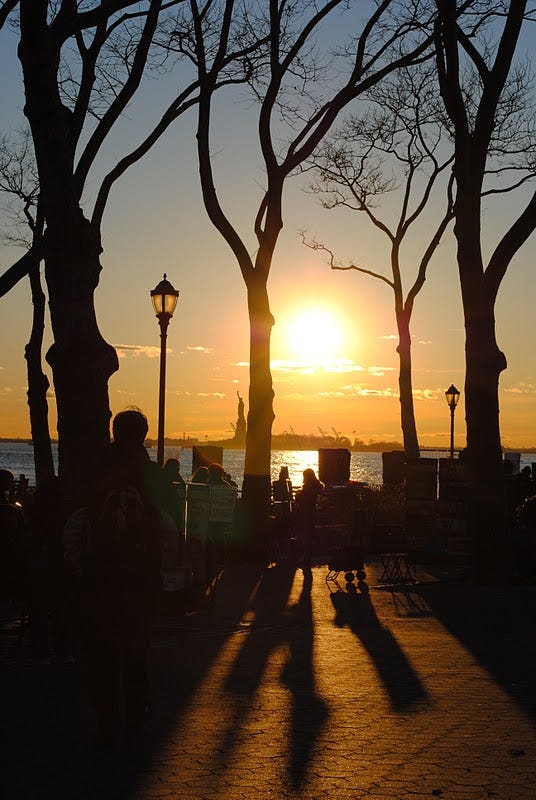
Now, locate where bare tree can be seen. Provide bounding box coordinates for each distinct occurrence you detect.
[0,1,272,504]
[434,0,536,578]
[303,65,455,462]
[184,0,438,527]
[0,131,55,485]
[0,1,213,504]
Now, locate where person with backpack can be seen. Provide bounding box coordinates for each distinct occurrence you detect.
[82,408,167,747]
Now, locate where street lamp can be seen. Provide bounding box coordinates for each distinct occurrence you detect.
[151,274,179,466]
[445,384,460,458]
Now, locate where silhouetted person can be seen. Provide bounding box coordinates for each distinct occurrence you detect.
[0,469,26,603]
[191,465,209,483]
[25,477,77,664]
[272,466,294,559]
[82,408,165,746]
[207,463,234,578]
[207,462,232,486]
[15,473,29,505]
[223,470,238,488]
[515,466,533,507]
[294,468,324,571]
[162,457,186,533]
[514,493,536,583]
[163,457,185,486]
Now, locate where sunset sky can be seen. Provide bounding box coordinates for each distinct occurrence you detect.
[1,9,535,450]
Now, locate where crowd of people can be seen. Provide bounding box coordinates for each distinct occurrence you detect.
[0,407,328,748]
[6,410,533,748]
[0,408,240,747]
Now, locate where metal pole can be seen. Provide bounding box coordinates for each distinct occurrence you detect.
[157,316,169,467]
[449,405,455,459]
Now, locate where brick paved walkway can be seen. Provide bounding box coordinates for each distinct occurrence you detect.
[2,560,536,799]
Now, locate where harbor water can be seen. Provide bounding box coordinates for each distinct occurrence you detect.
[1,441,534,490]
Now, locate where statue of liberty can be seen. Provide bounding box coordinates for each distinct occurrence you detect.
[234,391,246,445]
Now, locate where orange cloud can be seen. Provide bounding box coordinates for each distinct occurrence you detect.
[114,344,161,358]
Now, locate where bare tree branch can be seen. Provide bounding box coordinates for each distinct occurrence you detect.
[74,0,164,193]
[300,233,395,289]
[486,187,536,301]
[0,247,41,297]
[0,0,18,30]
[92,84,200,228]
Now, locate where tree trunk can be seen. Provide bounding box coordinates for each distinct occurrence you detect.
[44,219,118,509]
[18,7,118,508]
[396,310,420,462]
[240,272,275,556]
[25,261,55,487]
[463,297,508,581]
[433,0,531,582]
[456,215,508,581]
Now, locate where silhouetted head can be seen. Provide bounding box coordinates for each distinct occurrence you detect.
[303,468,317,484]
[191,465,209,483]
[163,458,181,480]
[279,466,290,480]
[112,408,148,447]
[208,463,226,484]
[0,469,14,493]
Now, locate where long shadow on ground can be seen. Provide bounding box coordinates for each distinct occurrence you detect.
[329,585,429,712]
[282,569,329,789]
[1,564,264,799]
[415,581,536,721]
[222,565,329,790]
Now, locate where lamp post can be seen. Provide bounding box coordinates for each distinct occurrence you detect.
[445,384,460,458]
[151,274,179,467]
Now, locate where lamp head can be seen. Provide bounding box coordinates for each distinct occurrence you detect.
[151,273,179,319]
[445,384,460,410]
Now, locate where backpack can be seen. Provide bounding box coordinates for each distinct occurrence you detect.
[100,484,146,536]
[84,482,161,591]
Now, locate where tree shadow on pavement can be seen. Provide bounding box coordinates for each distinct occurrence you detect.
[282,569,329,790]
[1,563,265,800]
[221,565,328,791]
[415,581,536,721]
[330,587,429,712]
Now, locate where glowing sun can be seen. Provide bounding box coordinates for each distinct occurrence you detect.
[285,308,345,365]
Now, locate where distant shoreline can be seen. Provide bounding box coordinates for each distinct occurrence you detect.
[2,437,536,454]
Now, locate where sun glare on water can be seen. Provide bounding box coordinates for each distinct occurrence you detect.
[285,308,345,366]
